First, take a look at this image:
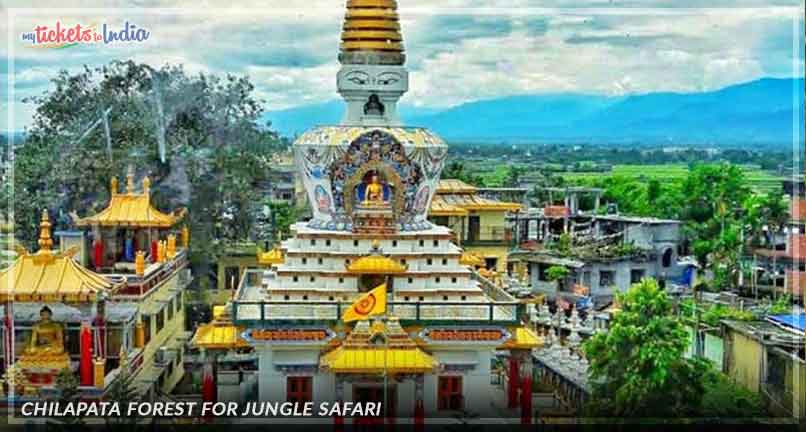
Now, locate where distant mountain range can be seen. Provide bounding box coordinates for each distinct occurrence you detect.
[263,77,805,146]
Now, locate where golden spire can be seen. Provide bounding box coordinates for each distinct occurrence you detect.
[143,177,151,196]
[38,209,53,253]
[110,177,119,195]
[126,165,135,194]
[340,0,404,65]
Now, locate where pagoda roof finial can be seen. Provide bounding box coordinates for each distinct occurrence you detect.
[339,0,405,65]
[126,165,135,194]
[37,209,53,253]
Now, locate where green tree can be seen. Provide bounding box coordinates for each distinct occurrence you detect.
[48,368,87,432]
[700,370,767,419]
[441,161,482,186]
[268,201,299,240]
[104,367,140,432]
[545,265,570,291]
[12,60,285,285]
[583,278,710,418]
[680,164,750,287]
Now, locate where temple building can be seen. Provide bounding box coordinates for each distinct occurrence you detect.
[428,179,523,273]
[195,0,541,424]
[1,170,190,402]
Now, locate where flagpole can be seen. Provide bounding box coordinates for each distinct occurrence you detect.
[383,275,389,424]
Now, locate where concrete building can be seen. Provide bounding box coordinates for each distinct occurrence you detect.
[512,215,688,308]
[428,179,523,273]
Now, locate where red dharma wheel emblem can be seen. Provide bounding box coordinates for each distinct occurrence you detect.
[354,293,377,316]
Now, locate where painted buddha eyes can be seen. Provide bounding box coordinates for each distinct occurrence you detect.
[376,72,399,85]
[344,71,400,86]
[346,71,370,85]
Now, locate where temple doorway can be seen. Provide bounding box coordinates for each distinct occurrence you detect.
[353,384,396,426]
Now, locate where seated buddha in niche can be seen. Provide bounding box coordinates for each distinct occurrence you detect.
[22,306,67,358]
[359,172,391,208]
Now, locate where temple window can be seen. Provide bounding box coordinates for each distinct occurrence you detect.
[354,240,359,247]
[435,277,441,283]
[293,276,299,283]
[392,240,398,247]
[310,239,316,246]
[328,296,334,301]
[442,259,447,265]
[284,295,290,301]
[287,377,313,403]
[452,277,457,284]
[339,277,344,283]
[401,259,406,265]
[427,258,433,265]
[345,259,351,266]
[419,240,424,247]
[326,239,331,247]
[443,296,449,301]
[318,258,323,265]
[438,376,463,411]
[418,296,424,301]
[143,316,152,344]
[408,277,413,284]
[309,276,316,283]
[302,258,308,265]
[303,295,308,300]
[404,296,410,301]
[433,240,439,247]
[461,295,467,301]
[156,310,165,334]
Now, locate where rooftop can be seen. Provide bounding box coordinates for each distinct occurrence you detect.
[0,211,122,303]
[74,171,186,228]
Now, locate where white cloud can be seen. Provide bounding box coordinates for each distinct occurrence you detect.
[1,0,803,129]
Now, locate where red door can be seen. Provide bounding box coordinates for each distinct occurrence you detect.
[287,376,312,403]
[353,385,396,427]
[438,376,463,411]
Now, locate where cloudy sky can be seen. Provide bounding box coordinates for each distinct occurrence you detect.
[2,0,804,130]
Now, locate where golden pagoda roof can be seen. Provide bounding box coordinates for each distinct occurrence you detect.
[431,192,523,213]
[74,172,185,228]
[428,196,468,216]
[340,0,404,57]
[437,179,478,194]
[499,326,542,350]
[257,247,285,266]
[191,322,250,350]
[192,304,250,350]
[346,254,407,274]
[459,252,485,267]
[0,211,120,303]
[321,318,436,374]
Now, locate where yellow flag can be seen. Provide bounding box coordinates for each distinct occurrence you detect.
[342,284,387,322]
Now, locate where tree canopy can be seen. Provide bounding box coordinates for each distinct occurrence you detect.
[10,60,287,286]
[583,278,711,417]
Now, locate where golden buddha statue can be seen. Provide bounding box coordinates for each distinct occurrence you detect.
[361,174,388,207]
[22,306,68,362]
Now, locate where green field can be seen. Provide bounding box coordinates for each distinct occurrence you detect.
[561,164,784,193]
